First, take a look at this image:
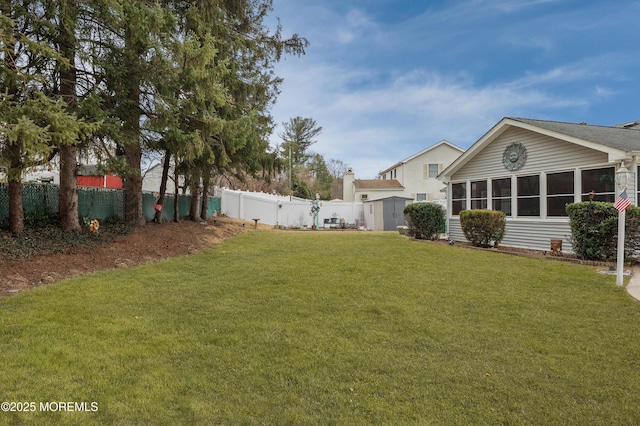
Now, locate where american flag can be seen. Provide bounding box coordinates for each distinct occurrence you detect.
[614,189,631,212]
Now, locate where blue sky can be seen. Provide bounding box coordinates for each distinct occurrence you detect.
[268,0,640,179]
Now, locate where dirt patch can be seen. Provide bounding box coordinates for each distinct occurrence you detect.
[0,216,264,297]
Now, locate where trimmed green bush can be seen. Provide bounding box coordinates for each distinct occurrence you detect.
[403,202,445,240]
[567,201,640,261]
[460,210,506,248]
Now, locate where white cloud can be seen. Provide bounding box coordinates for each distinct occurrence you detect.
[274,54,610,178]
[268,0,640,179]
[271,61,599,178]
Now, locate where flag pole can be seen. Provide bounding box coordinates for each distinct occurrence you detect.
[615,162,631,286]
[617,207,626,286]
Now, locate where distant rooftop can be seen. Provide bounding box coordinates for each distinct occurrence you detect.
[353,179,403,189]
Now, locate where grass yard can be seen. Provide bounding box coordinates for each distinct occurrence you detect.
[1,230,640,425]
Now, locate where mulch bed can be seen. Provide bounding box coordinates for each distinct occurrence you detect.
[421,238,617,267]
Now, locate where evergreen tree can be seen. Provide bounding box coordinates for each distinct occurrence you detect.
[95,0,174,226]
[2,0,308,231]
[151,0,307,221]
[54,0,82,232]
[0,1,93,234]
[278,117,322,165]
[307,153,333,200]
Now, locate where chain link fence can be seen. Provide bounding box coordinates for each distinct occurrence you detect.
[0,183,221,223]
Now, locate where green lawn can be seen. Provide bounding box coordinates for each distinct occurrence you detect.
[1,230,639,425]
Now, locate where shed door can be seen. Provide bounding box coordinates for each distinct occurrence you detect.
[383,199,407,231]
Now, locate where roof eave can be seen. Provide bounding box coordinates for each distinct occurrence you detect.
[439,117,634,181]
[380,140,466,175]
[439,117,513,181]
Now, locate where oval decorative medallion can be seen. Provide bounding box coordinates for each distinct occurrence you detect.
[502,142,527,171]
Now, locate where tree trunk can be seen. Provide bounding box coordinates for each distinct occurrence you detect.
[120,12,145,228]
[154,150,172,223]
[189,171,200,221]
[123,144,144,227]
[7,148,24,235]
[121,71,144,227]
[3,4,22,235]
[57,0,81,232]
[173,165,180,223]
[59,145,80,231]
[200,176,209,220]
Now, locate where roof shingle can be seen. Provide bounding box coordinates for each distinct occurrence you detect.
[353,179,403,189]
[511,117,640,152]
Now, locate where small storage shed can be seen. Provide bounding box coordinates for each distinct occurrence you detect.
[364,196,413,231]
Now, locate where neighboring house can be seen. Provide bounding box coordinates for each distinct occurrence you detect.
[341,140,464,230]
[141,161,196,195]
[77,165,123,189]
[439,117,640,253]
[343,169,405,202]
[378,140,465,202]
[142,162,178,194]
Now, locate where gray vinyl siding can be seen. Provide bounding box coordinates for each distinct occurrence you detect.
[445,122,639,253]
[451,127,608,181]
[448,218,574,253]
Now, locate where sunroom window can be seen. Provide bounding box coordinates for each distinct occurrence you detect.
[517,175,540,216]
[470,180,487,209]
[581,167,615,202]
[451,183,466,215]
[547,171,574,217]
[492,178,511,216]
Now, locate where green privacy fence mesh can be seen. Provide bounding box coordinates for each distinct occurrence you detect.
[141,193,221,221]
[0,183,221,224]
[79,187,125,220]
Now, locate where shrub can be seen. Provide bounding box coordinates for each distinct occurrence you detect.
[567,201,640,261]
[403,202,445,240]
[24,210,57,228]
[460,210,506,248]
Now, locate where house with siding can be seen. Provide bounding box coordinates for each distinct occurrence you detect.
[439,117,640,253]
[378,140,465,202]
[342,170,405,203]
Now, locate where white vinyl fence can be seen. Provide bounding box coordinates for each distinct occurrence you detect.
[218,188,365,229]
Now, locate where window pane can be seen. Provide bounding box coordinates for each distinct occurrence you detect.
[547,196,573,216]
[471,180,487,198]
[451,183,466,215]
[547,172,574,195]
[416,193,426,201]
[517,175,540,216]
[517,175,540,196]
[452,200,466,215]
[493,199,511,216]
[492,178,511,197]
[452,183,466,199]
[581,167,615,193]
[471,200,488,209]
[428,164,439,178]
[518,197,540,216]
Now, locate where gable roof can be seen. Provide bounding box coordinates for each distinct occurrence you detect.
[511,118,640,152]
[353,179,404,190]
[379,140,465,175]
[440,117,640,181]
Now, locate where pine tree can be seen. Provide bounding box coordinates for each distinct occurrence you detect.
[278,117,323,165]
[0,1,90,234]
